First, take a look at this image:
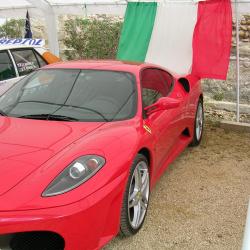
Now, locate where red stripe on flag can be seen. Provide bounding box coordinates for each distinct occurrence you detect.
[192,0,232,80]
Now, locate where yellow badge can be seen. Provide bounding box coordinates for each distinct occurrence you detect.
[143,125,152,134]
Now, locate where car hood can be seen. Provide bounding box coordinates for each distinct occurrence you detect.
[0,116,104,196]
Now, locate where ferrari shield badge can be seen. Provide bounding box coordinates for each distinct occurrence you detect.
[143,124,152,134]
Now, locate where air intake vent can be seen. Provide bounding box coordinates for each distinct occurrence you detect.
[10,231,65,250]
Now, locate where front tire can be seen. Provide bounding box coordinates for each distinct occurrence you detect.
[120,154,150,237]
[190,99,204,147]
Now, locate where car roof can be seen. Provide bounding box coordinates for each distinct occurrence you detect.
[43,60,165,73]
[0,45,43,50]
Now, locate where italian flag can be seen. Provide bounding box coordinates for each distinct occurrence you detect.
[117,0,232,80]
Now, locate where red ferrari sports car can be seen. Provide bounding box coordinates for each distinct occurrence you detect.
[0,60,203,250]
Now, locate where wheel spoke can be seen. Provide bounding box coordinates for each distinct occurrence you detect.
[129,197,138,208]
[129,188,139,208]
[134,167,142,189]
[134,202,142,227]
[140,199,147,211]
[141,173,149,194]
[129,190,137,202]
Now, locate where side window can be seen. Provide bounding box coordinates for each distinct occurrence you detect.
[0,51,16,81]
[34,50,48,67]
[160,70,174,94]
[11,49,39,76]
[141,68,173,107]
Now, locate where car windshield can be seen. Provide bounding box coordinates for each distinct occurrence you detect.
[0,69,137,122]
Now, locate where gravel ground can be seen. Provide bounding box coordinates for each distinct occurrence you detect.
[104,124,250,250]
[204,104,250,124]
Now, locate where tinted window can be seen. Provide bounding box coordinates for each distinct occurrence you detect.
[0,69,137,122]
[141,68,173,107]
[11,49,39,76]
[0,51,16,81]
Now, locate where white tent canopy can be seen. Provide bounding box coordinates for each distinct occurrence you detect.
[0,0,127,18]
[0,0,128,55]
[0,0,249,17]
[0,0,250,56]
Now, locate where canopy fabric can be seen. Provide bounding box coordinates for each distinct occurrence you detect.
[0,1,248,19]
[0,0,248,58]
[0,0,249,18]
[0,0,127,18]
[0,0,126,56]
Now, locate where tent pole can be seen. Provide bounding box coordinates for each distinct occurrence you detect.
[26,0,60,57]
[235,0,240,123]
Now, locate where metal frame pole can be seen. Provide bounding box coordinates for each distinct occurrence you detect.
[26,0,60,57]
[235,0,240,123]
[242,200,250,250]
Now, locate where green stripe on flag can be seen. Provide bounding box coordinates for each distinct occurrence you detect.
[117,2,157,62]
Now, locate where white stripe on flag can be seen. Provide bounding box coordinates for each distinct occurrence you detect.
[145,3,198,75]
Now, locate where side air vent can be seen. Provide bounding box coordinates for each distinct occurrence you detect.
[182,128,190,137]
[178,77,190,93]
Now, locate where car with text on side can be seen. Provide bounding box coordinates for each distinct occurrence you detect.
[0,38,61,95]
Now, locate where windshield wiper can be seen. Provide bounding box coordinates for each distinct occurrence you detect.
[12,101,109,122]
[0,110,7,116]
[49,114,80,121]
[18,114,48,120]
[77,107,109,122]
[19,114,79,121]
[49,114,79,121]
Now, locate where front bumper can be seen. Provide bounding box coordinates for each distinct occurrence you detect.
[0,172,127,250]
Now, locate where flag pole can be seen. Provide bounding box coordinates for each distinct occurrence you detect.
[24,10,32,39]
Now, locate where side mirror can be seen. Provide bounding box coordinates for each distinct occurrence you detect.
[144,97,180,116]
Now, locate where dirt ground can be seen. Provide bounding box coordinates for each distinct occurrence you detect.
[104,123,250,250]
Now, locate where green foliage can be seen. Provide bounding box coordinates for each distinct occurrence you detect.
[213,92,224,101]
[63,16,123,60]
[0,19,25,38]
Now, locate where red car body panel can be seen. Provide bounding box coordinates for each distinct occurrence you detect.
[0,61,202,249]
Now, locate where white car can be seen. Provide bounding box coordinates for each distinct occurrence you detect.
[0,39,60,95]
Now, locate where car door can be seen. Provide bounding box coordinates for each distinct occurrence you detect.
[141,68,181,170]
[0,50,19,95]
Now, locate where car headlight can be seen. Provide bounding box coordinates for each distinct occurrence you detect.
[42,155,105,197]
